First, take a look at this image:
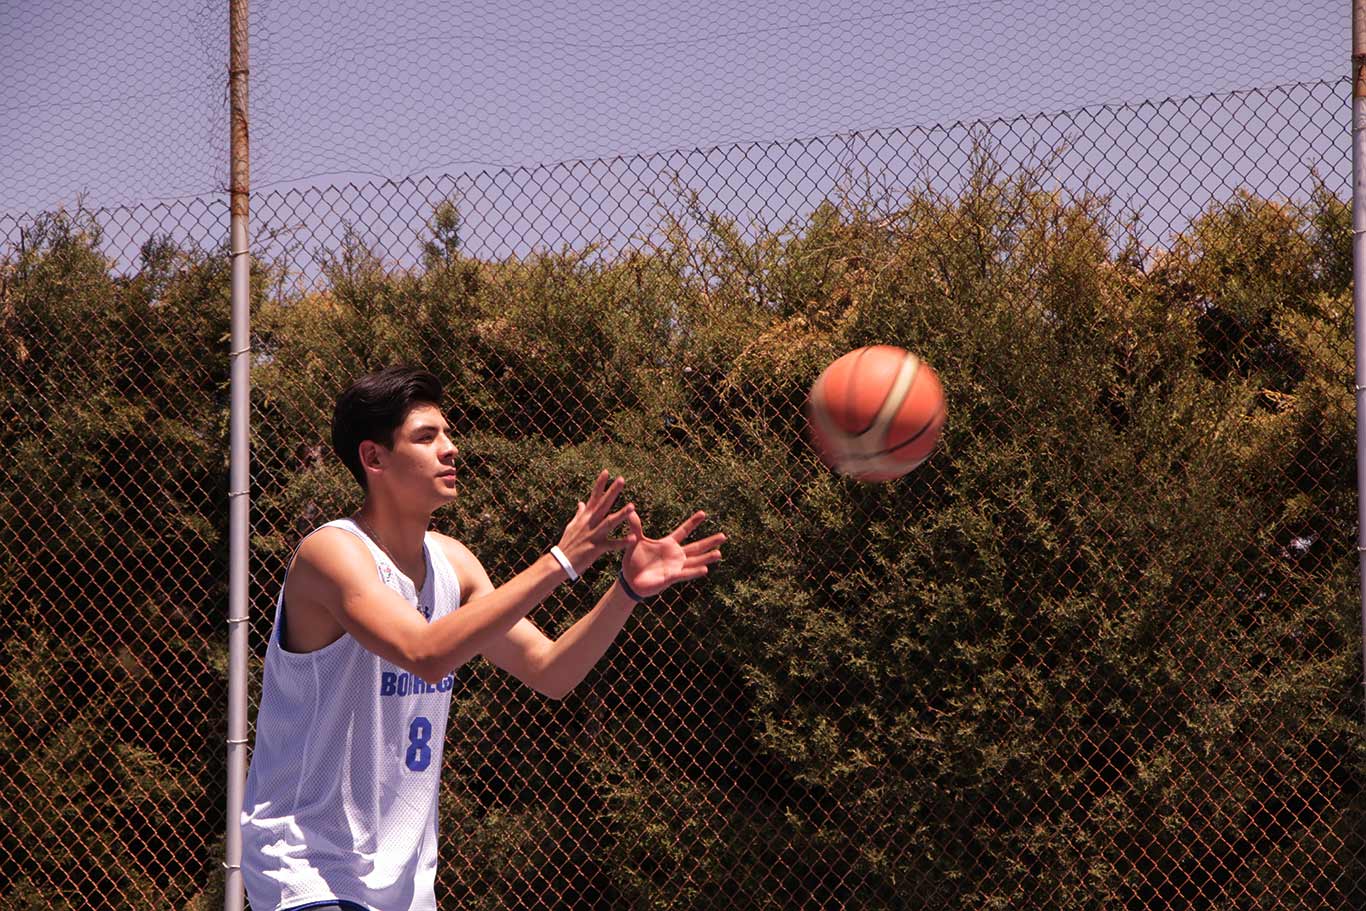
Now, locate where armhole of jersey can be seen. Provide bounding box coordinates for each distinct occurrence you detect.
[275,589,289,650]
[276,521,375,654]
[427,534,464,612]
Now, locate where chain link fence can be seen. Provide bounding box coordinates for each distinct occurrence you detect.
[0,53,1361,911]
[2,0,1344,215]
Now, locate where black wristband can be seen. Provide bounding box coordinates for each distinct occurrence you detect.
[617,570,647,603]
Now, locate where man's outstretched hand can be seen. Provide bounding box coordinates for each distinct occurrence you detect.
[620,510,726,599]
[556,470,636,576]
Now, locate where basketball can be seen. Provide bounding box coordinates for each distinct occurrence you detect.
[805,345,946,482]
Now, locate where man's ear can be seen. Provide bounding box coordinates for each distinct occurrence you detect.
[358,439,387,474]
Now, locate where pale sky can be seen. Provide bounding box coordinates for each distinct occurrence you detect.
[0,0,1349,266]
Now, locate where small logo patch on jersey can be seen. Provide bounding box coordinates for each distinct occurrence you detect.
[418,602,432,620]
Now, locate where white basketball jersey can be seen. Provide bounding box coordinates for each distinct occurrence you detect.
[242,519,462,911]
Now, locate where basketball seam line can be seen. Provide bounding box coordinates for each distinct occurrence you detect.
[862,353,920,452]
[849,347,879,436]
[883,403,946,456]
[839,403,944,463]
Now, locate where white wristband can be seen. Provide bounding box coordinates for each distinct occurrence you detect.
[549,545,578,582]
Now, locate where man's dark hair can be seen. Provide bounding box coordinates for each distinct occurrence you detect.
[331,366,444,490]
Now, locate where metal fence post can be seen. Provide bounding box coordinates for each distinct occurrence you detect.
[1354,0,1366,729]
[224,0,251,908]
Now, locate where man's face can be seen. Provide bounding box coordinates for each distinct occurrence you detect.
[361,403,459,508]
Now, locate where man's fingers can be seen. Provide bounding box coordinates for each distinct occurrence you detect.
[668,510,708,543]
[600,502,636,530]
[682,533,726,556]
[586,469,611,505]
[584,470,605,506]
[672,565,710,583]
[589,475,626,522]
[595,478,622,519]
[683,551,723,570]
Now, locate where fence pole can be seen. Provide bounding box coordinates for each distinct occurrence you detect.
[224,0,251,907]
[1355,0,1366,728]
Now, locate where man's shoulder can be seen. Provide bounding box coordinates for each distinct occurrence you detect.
[425,531,492,602]
[426,529,476,565]
[300,521,364,551]
[292,523,372,577]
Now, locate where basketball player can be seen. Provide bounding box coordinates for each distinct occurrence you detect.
[241,366,725,911]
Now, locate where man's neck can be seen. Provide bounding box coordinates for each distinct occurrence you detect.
[354,501,430,577]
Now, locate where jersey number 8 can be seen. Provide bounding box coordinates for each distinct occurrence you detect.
[406,716,433,772]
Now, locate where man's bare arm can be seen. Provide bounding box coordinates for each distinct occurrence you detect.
[296,471,634,683]
[451,535,639,699]
[468,510,726,699]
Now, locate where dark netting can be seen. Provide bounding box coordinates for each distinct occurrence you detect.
[0,3,1359,907]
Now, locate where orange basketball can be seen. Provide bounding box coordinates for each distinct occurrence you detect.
[805,345,946,482]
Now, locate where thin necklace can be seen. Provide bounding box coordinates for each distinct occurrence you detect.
[352,511,401,568]
[353,513,429,611]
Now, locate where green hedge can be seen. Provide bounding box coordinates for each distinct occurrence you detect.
[1,165,1361,909]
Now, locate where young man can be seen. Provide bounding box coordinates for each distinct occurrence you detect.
[241,366,725,911]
